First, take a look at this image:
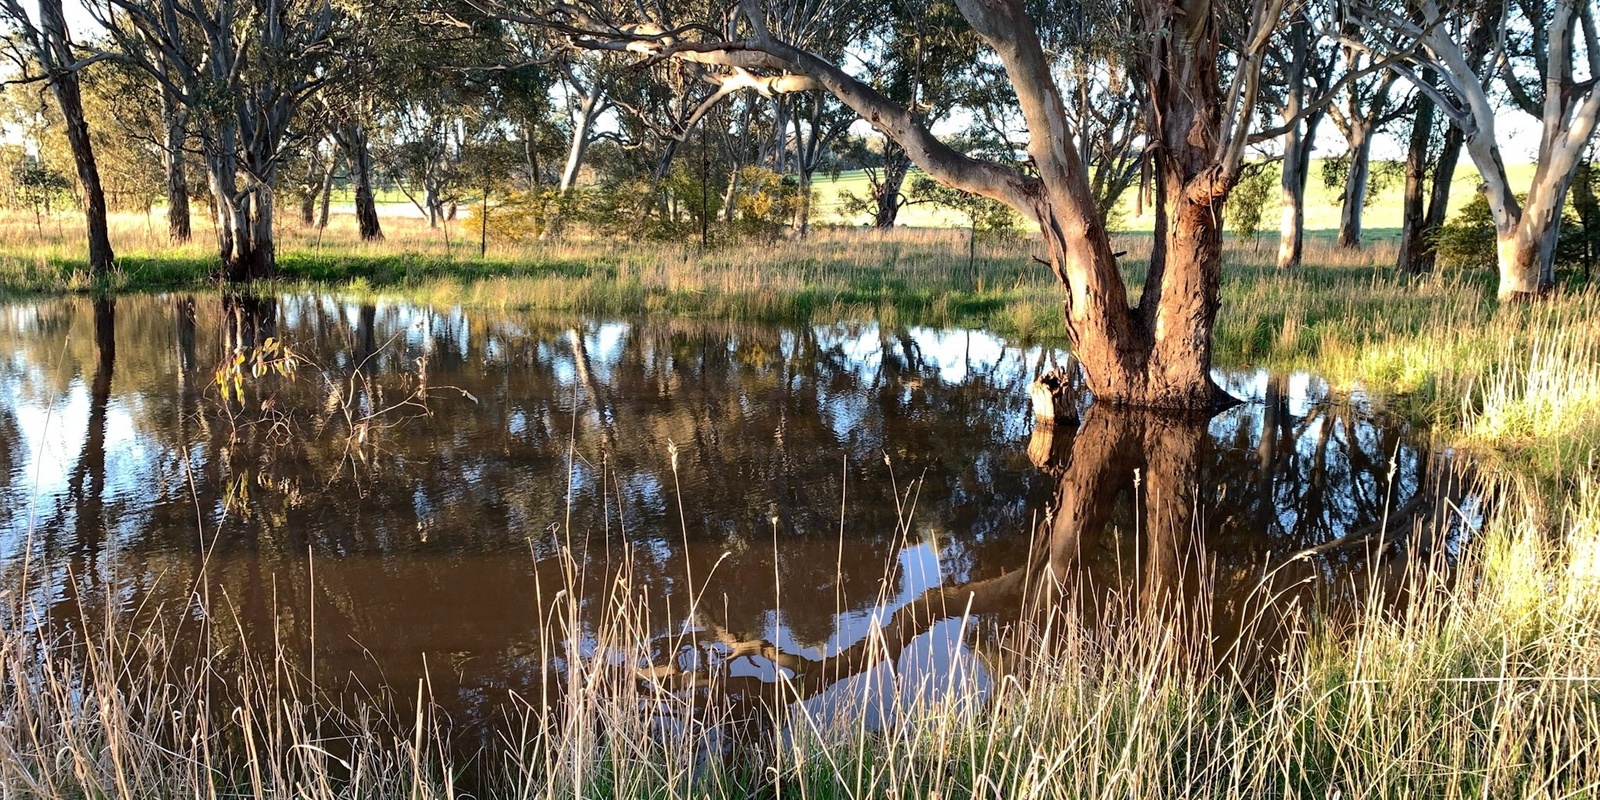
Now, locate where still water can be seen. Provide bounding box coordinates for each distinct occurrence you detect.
[0,294,1472,737]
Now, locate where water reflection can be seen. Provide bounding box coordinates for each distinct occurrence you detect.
[0,294,1471,741]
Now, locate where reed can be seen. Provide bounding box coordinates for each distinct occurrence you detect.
[3,455,1598,798]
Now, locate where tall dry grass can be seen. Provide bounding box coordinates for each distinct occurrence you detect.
[4,453,1600,799]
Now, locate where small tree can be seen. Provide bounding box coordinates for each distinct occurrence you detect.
[1227,164,1279,252]
[11,157,70,233]
[910,174,1020,286]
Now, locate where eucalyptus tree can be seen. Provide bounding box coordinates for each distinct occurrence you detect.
[0,0,117,274]
[1259,3,1334,269]
[1362,0,1600,298]
[486,0,1293,408]
[956,1,1145,229]
[1395,64,1474,273]
[1326,21,1401,249]
[853,0,981,228]
[87,0,339,281]
[555,51,617,192]
[786,91,854,234]
[372,5,556,233]
[78,60,169,213]
[1034,0,1145,225]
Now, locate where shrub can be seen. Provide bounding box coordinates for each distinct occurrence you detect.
[731,166,801,241]
[1433,192,1499,272]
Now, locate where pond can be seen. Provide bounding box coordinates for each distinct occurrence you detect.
[0,294,1475,750]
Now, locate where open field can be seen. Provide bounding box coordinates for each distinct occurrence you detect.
[3,210,1600,798]
[810,159,1535,233]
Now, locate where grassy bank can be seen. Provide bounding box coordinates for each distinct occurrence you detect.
[3,211,1600,798]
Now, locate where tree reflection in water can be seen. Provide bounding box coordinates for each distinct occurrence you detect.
[0,294,1474,755]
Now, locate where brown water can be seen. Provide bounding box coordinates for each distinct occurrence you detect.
[0,294,1473,740]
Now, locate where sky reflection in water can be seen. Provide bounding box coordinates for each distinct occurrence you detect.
[0,294,1474,735]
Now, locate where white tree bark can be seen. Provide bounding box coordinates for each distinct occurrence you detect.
[1373,0,1600,297]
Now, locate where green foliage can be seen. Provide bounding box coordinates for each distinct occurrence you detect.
[1227,164,1278,248]
[577,179,684,240]
[908,174,1019,235]
[1433,193,1500,272]
[730,166,800,241]
[476,189,574,242]
[1558,162,1600,282]
[1432,181,1600,282]
[8,157,72,221]
[1321,157,1405,208]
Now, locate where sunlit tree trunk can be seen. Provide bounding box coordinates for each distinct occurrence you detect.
[1336,124,1373,248]
[559,88,602,193]
[20,0,116,273]
[160,86,191,243]
[339,123,383,241]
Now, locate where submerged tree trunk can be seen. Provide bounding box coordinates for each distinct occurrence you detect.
[37,0,114,274]
[1036,405,1208,632]
[70,296,116,560]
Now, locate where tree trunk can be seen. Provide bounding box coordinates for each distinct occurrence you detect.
[1498,208,1563,299]
[317,160,335,230]
[39,0,114,275]
[212,168,277,282]
[654,137,681,182]
[560,91,601,193]
[1337,129,1372,249]
[1273,15,1320,272]
[1275,117,1319,270]
[1397,98,1433,274]
[1572,162,1598,284]
[678,0,1241,409]
[160,88,192,244]
[1412,124,1464,273]
[721,165,740,224]
[343,125,383,241]
[874,144,911,229]
[1036,405,1208,634]
[425,186,442,229]
[523,120,541,187]
[792,164,812,238]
